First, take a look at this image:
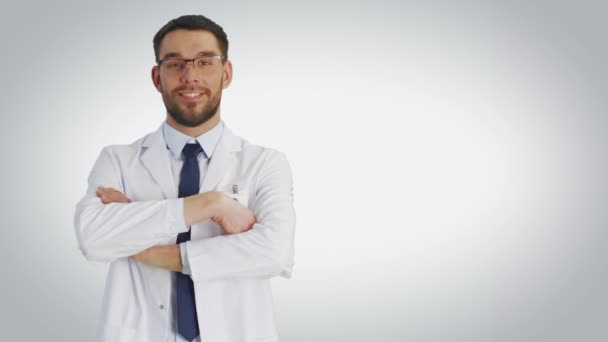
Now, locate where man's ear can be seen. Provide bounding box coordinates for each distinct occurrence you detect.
[151,66,162,92]
[222,60,233,89]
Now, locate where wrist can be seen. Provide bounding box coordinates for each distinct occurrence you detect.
[184,192,222,226]
[209,191,225,221]
[169,244,183,273]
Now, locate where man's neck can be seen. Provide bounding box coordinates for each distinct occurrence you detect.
[166,113,221,138]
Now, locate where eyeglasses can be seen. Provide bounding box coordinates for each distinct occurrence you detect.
[158,55,226,75]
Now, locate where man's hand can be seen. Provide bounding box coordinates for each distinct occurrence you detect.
[211,193,256,234]
[131,244,183,272]
[96,186,132,204]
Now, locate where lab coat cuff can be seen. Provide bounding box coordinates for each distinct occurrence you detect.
[166,198,188,235]
[180,242,191,275]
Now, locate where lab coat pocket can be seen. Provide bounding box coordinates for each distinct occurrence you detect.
[218,183,250,208]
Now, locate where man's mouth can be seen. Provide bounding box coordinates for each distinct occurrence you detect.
[177,89,207,102]
[182,92,201,97]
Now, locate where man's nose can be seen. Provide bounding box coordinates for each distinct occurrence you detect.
[180,61,199,83]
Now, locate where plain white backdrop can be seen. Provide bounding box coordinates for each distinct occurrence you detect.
[0,1,606,341]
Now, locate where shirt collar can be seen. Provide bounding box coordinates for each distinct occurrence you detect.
[162,120,224,159]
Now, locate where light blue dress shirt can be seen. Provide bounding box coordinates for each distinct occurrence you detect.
[162,120,224,342]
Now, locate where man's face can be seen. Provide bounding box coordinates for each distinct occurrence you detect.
[152,29,232,127]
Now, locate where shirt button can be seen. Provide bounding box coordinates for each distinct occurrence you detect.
[159,304,165,310]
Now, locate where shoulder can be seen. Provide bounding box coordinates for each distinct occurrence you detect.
[93,130,158,170]
[99,130,156,158]
[233,134,292,179]
[233,132,289,165]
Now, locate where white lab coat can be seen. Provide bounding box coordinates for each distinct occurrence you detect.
[74,123,296,342]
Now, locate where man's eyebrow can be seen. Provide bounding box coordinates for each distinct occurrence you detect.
[161,52,182,60]
[196,51,219,57]
[161,51,221,60]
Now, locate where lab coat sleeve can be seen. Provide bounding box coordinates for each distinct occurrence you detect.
[74,146,187,263]
[186,150,296,281]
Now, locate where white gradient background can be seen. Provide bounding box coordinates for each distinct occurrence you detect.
[1,1,607,341]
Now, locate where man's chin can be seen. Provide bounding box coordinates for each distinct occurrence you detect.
[180,116,207,127]
[169,110,216,127]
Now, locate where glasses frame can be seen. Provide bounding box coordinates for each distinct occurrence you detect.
[157,55,227,74]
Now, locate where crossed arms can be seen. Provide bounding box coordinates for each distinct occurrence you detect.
[94,186,256,272]
[74,146,295,281]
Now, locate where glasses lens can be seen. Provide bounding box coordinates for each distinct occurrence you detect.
[161,57,221,74]
[195,56,220,68]
[163,60,186,72]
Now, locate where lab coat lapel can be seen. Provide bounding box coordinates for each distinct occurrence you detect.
[201,125,241,192]
[140,126,177,199]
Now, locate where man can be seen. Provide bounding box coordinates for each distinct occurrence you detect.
[74,15,295,342]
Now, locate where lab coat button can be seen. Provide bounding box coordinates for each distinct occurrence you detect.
[159,304,165,310]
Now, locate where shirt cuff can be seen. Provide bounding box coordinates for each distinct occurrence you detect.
[180,242,191,275]
[166,198,188,235]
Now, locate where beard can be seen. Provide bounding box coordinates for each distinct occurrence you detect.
[162,83,223,128]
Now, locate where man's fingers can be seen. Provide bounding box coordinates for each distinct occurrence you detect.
[96,186,132,203]
[96,188,113,204]
[96,186,118,193]
[96,186,112,197]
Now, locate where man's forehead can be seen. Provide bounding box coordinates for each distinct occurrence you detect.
[159,29,221,57]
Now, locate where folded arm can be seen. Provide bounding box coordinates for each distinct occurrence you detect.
[74,146,255,263]
[186,151,296,282]
[93,186,256,272]
[74,147,218,262]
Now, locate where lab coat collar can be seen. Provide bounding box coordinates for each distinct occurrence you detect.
[140,121,242,199]
[162,121,224,160]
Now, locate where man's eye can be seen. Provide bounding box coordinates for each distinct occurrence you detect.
[196,60,210,67]
[168,62,185,69]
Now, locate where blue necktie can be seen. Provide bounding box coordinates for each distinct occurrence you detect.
[176,142,203,341]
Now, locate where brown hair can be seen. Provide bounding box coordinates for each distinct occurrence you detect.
[153,15,229,63]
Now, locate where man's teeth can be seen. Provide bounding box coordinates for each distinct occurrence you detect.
[182,93,201,97]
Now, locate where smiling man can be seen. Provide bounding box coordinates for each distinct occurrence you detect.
[74,15,296,342]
